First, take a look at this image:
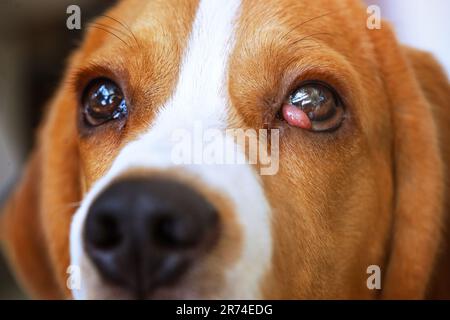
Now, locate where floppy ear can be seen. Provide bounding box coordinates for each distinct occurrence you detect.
[1,147,63,299]
[370,24,447,299]
[1,76,82,299]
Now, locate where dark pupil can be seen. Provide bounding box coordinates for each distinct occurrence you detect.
[290,86,336,121]
[87,82,126,120]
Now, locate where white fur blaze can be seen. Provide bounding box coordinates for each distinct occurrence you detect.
[70,0,272,299]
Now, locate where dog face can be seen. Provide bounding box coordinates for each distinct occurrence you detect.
[1,0,447,299]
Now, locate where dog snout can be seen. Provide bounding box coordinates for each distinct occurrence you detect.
[83,177,219,297]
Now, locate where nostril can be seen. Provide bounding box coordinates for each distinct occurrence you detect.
[150,208,219,250]
[152,214,198,249]
[87,213,122,250]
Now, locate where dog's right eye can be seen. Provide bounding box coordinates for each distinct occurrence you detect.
[82,78,128,126]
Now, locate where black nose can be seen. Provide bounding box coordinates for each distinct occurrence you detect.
[83,177,219,297]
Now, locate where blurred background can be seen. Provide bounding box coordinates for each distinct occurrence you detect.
[0,0,449,299]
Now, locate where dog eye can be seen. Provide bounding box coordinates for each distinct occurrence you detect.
[282,83,344,132]
[82,78,128,126]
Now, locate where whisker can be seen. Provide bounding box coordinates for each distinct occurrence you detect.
[48,202,83,218]
[66,201,83,209]
[92,22,132,43]
[88,24,130,47]
[287,32,333,47]
[100,14,140,48]
[279,8,350,43]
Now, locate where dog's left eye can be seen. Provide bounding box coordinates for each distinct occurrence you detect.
[281,82,344,132]
[82,78,127,126]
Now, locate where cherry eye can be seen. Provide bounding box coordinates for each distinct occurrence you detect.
[82,78,127,126]
[282,83,344,132]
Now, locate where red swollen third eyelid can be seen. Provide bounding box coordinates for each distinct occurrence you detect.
[282,104,312,129]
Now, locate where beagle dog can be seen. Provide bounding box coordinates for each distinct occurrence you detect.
[1,0,450,299]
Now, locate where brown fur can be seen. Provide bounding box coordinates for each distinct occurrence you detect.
[1,0,449,299]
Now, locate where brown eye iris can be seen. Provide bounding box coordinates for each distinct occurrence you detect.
[282,83,344,132]
[82,78,128,126]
